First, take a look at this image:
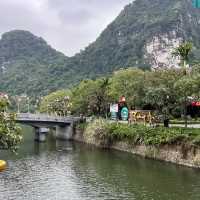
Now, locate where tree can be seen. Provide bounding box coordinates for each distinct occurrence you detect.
[173,42,193,127]
[39,90,72,116]
[173,42,193,75]
[90,78,110,116]
[109,68,145,109]
[174,76,198,127]
[144,87,170,113]
[0,95,22,152]
[71,78,110,116]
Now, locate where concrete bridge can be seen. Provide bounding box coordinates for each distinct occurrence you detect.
[16,113,83,142]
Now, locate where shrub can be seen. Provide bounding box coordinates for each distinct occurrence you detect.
[83,119,200,147]
[84,118,112,147]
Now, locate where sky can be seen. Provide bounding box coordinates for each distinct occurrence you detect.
[0,0,133,56]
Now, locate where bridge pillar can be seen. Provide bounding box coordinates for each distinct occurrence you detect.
[55,124,74,140]
[35,127,49,142]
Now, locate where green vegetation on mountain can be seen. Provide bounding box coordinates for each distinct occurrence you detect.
[0,30,68,97]
[1,0,200,98]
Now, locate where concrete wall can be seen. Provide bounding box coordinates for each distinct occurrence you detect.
[55,124,74,140]
[74,128,200,169]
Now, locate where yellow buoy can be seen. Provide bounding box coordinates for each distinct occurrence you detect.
[0,160,7,172]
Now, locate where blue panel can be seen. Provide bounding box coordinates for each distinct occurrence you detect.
[193,0,200,8]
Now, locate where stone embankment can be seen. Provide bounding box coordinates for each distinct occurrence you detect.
[73,126,200,169]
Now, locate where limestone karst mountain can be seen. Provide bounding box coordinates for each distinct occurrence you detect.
[0,0,200,96]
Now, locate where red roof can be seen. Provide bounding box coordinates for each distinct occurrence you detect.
[192,102,200,106]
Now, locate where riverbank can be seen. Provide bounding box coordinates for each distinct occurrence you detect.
[73,119,200,169]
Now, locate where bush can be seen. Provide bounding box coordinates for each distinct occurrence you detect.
[84,118,112,147]
[84,119,200,147]
[0,112,22,152]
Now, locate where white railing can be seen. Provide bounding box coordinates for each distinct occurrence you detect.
[16,113,81,123]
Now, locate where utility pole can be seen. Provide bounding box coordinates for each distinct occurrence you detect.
[27,97,30,113]
[16,96,21,113]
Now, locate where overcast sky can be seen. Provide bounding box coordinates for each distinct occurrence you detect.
[0,0,133,56]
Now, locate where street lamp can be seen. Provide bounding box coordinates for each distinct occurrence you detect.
[164,95,170,128]
[27,96,30,113]
[63,96,70,116]
[35,98,40,113]
[55,99,59,116]
[20,94,30,113]
[16,96,22,113]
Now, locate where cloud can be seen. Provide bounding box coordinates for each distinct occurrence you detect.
[0,0,133,56]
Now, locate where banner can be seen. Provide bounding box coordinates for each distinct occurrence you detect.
[110,104,119,113]
[110,104,118,120]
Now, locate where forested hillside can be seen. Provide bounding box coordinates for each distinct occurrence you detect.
[0,0,200,97]
[0,30,69,96]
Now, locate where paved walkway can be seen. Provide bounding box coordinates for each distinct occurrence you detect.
[170,124,200,128]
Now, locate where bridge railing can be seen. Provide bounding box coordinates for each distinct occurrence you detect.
[16,113,82,123]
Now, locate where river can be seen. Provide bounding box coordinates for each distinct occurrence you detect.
[1,126,200,200]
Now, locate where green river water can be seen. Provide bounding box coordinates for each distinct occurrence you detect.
[1,127,200,200]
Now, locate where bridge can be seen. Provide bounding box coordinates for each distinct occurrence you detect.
[16,113,83,142]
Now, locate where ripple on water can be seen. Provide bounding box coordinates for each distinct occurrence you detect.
[1,142,200,200]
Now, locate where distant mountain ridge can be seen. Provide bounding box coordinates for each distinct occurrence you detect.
[0,30,66,64]
[0,30,68,96]
[1,0,200,97]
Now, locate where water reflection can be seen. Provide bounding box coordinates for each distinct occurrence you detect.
[0,126,200,200]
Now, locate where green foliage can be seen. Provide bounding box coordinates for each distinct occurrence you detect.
[66,58,200,119]
[84,119,200,147]
[71,78,110,116]
[41,65,200,119]
[173,41,196,127]
[144,87,169,112]
[0,30,68,100]
[173,42,193,62]
[174,77,198,100]
[84,118,112,147]
[192,134,200,145]
[39,90,72,116]
[109,68,145,108]
[0,98,9,112]
[0,97,22,152]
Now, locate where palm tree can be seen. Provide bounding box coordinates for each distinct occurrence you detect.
[173,42,193,127]
[173,42,193,75]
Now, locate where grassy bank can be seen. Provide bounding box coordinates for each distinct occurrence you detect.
[81,119,200,147]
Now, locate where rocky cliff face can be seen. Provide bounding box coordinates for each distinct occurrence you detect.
[143,0,200,68]
[145,31,182,69]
